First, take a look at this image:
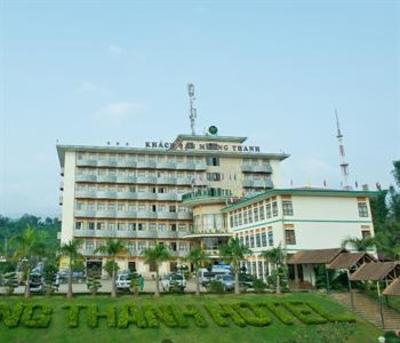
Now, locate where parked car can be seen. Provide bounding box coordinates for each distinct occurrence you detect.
[200,271,216,287]
[214,274,235,291]
[29,273,44,293]
[239,273,255,288]
[116,272,139,292]
[160,273,186,292]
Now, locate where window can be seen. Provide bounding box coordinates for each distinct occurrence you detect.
[285,229,296,245]
[248,209,253,224]
[206,157,220,166]
[268,227,274,246]
[108,223,115,231]
[245,235,250,248]
[256,232,261,248]
[117,223,125,231]
[282,201,294,216]
[266,203,272,218]
[250,233,255,248]
[75,221,83,230]
[272,201,278,216]
[261,231,267,247]
[149,223,157,231]
[170,224,177,232]
[88,222,95,230]
[259,205,265,220]
[230,215,234,228]
[159,223,166,231]
[206,172,221,181]
[96,222,104,231]
[169,205,176,213]
[358,202,369,217]
[128,223,136,231]
[138,223,143,231]
[178,224,186,231]
[361,226,372,239]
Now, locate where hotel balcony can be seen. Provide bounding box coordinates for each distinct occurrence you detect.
[75,190,179,201]
[242,178,273,188]
[241,164,272,173]
[75,174,197,186]
[73,229,189,239]
[76,158,207,171]
[74,209,191,220]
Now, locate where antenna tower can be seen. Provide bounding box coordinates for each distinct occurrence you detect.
[335,109,351,190]
[188,83,197,135]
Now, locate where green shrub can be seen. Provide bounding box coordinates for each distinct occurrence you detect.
[231,302,271,326]
[252,279,266,293]
[143,305,178,328]
[62,305,87,328]
[87,274,102,296]
[117,304,147,329]
[87,305,117,328]
[384,331,400,343]
[204,304,246,327]
[21,304,52,328]
[283,301,327,325]
[208,280,225,294]
[0,303,24,328]
[103,260,119,278]
[263,302,295,325]
[171,304,208,328]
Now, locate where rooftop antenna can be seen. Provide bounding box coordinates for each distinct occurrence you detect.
[187,83,197,135]
[335,109,351,190]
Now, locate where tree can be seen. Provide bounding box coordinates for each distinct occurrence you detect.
[59,239,83,298]
[95,239,126,298]
[185,247,209,296]
[11,226,46,298]
[261,245,286,294]
[341,236,376,252]
[142,244,171,297]
[219,237,251,295]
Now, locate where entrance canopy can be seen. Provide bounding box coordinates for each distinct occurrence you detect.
[287,248,344,265]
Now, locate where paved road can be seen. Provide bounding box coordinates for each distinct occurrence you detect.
[0,278,208,295]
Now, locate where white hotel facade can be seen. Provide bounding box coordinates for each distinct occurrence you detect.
[57,128,376,278]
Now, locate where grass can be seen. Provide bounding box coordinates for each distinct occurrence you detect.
[0,293,382,343]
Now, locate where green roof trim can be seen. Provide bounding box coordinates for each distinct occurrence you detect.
[174,134,247,143]
[221,188,379,212]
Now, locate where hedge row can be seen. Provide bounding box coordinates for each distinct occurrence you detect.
[231,303,272,327]
[263,302,296,325]
[0,303,51,328]
[282,301,328,325]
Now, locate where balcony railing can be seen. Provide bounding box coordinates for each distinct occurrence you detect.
[74,209,191,220]
[182,188,233,202]
[241,164,273,173]
[242,178,273,188]
[76,158,207,170]
[73,229,188,239]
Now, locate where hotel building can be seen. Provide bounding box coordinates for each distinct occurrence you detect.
[57,129,289,275]
[222,188,376,283]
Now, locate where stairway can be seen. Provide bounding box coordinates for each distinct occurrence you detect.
[330,291,400,331]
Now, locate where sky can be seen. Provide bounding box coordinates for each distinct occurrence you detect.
[1,0,399,218]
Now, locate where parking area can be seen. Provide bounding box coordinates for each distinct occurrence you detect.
[0,278,208,295]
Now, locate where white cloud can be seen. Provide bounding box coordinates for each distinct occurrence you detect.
[108,44,124,55]
[94,101,145,124]
[77,81,111,95]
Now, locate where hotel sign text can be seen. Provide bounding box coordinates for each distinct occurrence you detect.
[145,141,260,153]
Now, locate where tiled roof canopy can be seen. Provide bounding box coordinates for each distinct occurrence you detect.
[327,252,376,270]
[383,278,400,296]
[287,248,344,265]
[350,262,400,281]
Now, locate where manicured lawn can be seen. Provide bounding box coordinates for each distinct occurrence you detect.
[0,293,382,343]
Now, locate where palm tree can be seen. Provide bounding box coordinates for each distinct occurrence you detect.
[185,247,209,296]
[261,245,286,294]
[219,237,251,295]
[11,226,46,298]
[341,236,376,252]
[95,239,126,298]
[142,244,171,297]
[59,239,83,298]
